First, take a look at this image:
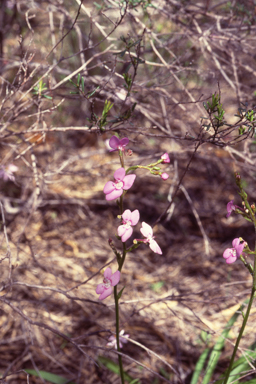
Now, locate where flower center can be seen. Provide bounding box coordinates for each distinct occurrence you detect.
[146,234,153,242]
[231,249,237,257]
[103,277,111,288]
[115,180,124,190]
[124,220,131,229]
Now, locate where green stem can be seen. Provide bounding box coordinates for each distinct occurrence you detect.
[114,285,125,384]
[222,286,255,384]
[119,243,127,271]
[223,200,256,384]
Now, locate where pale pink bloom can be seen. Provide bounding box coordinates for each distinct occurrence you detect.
[223,238,245,264]
[96,267,120,300]
[118,209,140,242]
[106,330,129,349]
[109,136,129,152]
[161,153,170,163]
[138,222,162,255]
[226,200,242,218]
[103,168,136,201]
[0,164,18,181]
[161,172,169,180]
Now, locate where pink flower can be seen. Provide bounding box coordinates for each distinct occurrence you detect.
[223,238,245,264]
[226,200,242,218]
[0,164,18,181]
[118,209,140,242]
[96,267,120,300]
[109,136,129,152]
[106,329,129,349]
[161,153,170,163]
[161,172,169,180]
[137,222,162,255]
[103,168,136,201]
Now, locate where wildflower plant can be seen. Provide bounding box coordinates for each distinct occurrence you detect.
[96,134,169,383]
[221,172,256,384]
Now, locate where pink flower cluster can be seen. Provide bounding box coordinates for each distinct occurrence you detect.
[103,168,136,201]
[97,136,167,300]
[117,210,162,254]
[223,238,246,264]
[96,268,120,300]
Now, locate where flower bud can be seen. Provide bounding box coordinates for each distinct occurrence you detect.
[161,172,169,180]
[161,153,170,163]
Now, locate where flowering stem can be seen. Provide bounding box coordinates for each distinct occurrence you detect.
[119,243,127,271]
[119,151,125,168]
[119,195,124,216]
[223,179,256,383]
[114,285,125,384]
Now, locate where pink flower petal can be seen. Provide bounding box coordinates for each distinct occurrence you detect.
[149,239,162,255]
[226,254,237,264]
[223,248,233,259]
[119,138,129,146]
[130,209,140,225]
[109,136,119,149]
[123,174,136,190]
[226,201,235,217]
[122,209,132,221]
[114,168,125,181]
[99,286,113,300]
[161,153,170,163]
[140,222,153,238]
[117,225,127,237]
[232,238,240,249]
[96,283,105,294]
[8,164,18,172]
[121,227,133,242]
[104,267,112,279]
[103,181,115,194]
[110,270,120,286]
[236,242,245,256]
[106,189,123,201]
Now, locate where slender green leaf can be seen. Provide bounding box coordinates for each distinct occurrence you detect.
[117,286,125,300]
[98,356,136,383]
[190,348,210,384]
[201,301,248,384]
[25,369,76,384]
[77,73,81,86]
